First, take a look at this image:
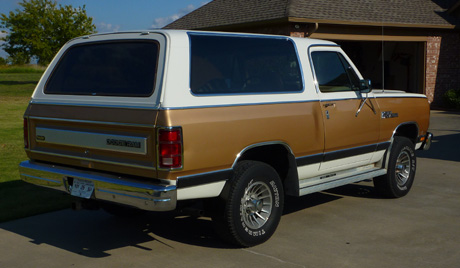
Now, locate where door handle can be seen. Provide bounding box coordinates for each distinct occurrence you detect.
[323,103,336,108]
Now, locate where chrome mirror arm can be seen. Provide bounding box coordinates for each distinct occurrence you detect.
[355,92,376,117]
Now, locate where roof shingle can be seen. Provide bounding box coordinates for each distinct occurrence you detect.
[164,0,460,29]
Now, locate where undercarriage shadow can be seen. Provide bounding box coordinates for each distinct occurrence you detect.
[0,181,381,256]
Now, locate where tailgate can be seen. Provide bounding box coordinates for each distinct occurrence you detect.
[25,104,159,178]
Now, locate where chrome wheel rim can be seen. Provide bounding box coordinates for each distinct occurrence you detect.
[395,150,411,187]
[241,181,273,229]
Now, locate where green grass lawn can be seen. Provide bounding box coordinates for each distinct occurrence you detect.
[0,67,73,222]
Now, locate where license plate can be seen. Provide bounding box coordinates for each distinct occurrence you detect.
[70,178,95,199]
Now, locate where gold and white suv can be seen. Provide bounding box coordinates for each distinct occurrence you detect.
[19,30,432,247]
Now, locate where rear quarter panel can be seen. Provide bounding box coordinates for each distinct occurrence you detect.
[375,94,430,142]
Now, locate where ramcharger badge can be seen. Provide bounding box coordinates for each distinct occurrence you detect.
[107,139,141,148]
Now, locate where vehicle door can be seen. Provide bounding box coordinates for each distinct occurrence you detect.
[309,46,380,171]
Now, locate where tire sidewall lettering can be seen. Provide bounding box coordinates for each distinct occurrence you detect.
[270,180,280,208]
[394,143,416,192]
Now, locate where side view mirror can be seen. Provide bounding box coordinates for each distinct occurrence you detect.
[359,79,372,93]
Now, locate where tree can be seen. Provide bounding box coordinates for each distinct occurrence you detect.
[0,0,96,65]
[0,56,7,65]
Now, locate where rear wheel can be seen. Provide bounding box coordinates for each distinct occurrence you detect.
[374,137,416,198]
[211,161,284,247]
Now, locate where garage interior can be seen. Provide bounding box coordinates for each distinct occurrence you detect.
[336,41,425,94]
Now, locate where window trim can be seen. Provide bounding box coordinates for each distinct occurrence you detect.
[311,50,359,93]
[187,32,305,96]
[44,39,160,97]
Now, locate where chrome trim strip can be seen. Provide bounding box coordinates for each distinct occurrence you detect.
[319,97,360,102]
[159,99,318,110]
[30,99,319,111]
[29,150,157,171]
[188,90,305,97]
[29,100,161,110]
[36,127,148,155]
[232,141,295,168]
[374,95,427,99]
[29,116,155,128]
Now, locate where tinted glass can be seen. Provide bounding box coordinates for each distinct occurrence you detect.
[311,51,359,92]
[190,35,303,94]
[338,53,360,90]
[45,41,159,97]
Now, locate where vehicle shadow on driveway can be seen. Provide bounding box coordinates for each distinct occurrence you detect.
[417,133,460,162]
[0,184,377,256]
[0,208,235,257]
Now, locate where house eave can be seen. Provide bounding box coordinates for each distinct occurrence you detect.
[288,17,457,29]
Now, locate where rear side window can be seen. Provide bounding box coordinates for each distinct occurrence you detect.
[45,41,159,97]
[311,51,360,92]
[190,34,303,95]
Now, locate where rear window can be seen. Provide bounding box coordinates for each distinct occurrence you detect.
[190,34,303,95]
[45,41,159,97]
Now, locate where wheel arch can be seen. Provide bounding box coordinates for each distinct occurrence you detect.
[232,142,299,196]
[392,122,419,144]
[380,122,419,169]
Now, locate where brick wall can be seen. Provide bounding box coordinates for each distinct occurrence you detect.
[430,32,460,107]
[425,36,441,104]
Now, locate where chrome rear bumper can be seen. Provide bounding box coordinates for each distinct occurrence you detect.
[19,160,177,211]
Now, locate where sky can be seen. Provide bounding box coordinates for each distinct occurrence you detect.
[0,0,211,58]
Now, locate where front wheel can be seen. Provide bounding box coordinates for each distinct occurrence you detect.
[211,161,284,247]
[374,137,416,198]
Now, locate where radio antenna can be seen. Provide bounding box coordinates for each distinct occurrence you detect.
[381,24,385,93]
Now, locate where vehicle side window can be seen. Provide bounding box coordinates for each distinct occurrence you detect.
[311,51,360,93]
[190,34,303,95]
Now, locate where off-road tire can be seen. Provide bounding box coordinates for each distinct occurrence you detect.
[211,160,284,247]
[374,137,416,198]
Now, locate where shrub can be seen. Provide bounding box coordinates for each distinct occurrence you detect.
[443,89,460,109]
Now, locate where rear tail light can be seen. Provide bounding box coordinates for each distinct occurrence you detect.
[23,118,29,149]
[158,127,182,169]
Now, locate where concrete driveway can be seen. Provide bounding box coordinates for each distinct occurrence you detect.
[1,111,459,268]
